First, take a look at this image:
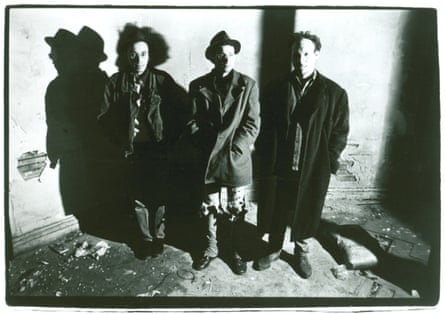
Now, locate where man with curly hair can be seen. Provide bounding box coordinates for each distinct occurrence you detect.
[98,23,187,259]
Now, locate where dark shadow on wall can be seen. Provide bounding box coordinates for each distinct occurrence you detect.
[375,9,440,305]
[254,8,295,234]
[258,8,295,94]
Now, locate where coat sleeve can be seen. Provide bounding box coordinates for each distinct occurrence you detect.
[328,89,349,174]
[232,81,261,152]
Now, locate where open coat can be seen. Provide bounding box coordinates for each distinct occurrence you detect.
[188,70,261,187]
[260,71,349,240]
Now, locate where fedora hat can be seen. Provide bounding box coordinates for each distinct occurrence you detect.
[77,26,107,62]
[205,30,241,60]
[44,28,77,49]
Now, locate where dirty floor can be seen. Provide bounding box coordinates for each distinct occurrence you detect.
[5,198,438,310]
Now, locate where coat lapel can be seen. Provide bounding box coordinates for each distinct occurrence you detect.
[221,71,246,115]
[195,71,246,117]
[303,74,327,117]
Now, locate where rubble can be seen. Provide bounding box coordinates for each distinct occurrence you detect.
[331,264,349,280]
[73,240,110,259]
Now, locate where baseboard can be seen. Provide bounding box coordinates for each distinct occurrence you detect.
[11,215,80,257]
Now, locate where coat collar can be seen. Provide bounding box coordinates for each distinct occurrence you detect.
[285,70,327,118]
[196,70,247,112]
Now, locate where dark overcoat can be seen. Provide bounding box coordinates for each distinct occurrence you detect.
[98,68,188,207]
[98,68,188,154]
[188,70,261,187]
[261,71,349,240]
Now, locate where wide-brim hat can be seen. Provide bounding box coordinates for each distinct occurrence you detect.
[44,28,77,49]
[77,26,107,62]
[205,30,241,60]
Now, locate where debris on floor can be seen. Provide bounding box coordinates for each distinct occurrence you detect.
[73,240,110,259]
[6,199,434,302]
[330,264,349,280]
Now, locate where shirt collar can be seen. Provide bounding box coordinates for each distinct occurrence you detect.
[295,69,317,86]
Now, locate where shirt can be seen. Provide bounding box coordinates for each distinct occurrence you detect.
[290,70,317,171]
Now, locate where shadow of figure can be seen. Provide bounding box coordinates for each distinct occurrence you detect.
[316,220,432,301]
[44,28,96,218]
[44,27,138,245]
[70,26,137,244]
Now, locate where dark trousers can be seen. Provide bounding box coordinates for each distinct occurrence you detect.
[269,174,304,251]
[129,143,169,242]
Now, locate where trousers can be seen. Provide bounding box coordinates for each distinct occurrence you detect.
[200,184,248,257]
[269,175,309,252]
[129,142,169,242]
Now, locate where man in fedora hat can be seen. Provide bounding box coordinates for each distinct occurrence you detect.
[188,30,260,274]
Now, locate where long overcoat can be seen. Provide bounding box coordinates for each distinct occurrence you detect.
[260,71,349,240]
[188,70,261,187]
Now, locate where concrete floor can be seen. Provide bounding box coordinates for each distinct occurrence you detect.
[5,198,437,310]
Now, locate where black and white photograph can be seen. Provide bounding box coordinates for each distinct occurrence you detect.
[2,0,442,311]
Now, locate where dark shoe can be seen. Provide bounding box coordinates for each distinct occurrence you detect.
[152,240,164,257]
[193,255,216,270]
[232,256,247,275]
[253,250,281,271]
[135,241,152,260]
[295,253,312,279]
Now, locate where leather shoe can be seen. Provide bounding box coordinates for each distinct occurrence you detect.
[232,256,247,275]
[152,240,164,257]
[253,250,281,271]
[295,253,312,279]
[193,255,216,270]
[135,241,152,260]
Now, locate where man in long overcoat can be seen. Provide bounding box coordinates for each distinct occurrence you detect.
[188,31,260,275]
[254,31,349,278]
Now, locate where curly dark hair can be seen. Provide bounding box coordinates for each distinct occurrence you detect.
[290,31,322,52]
[115,23,169,71]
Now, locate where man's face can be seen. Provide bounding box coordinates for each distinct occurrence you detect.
[212,44,236,77]
[292,38,319,79]
[128,41,149,75]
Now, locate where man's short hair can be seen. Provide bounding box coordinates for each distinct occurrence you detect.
[290,31,322,52]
